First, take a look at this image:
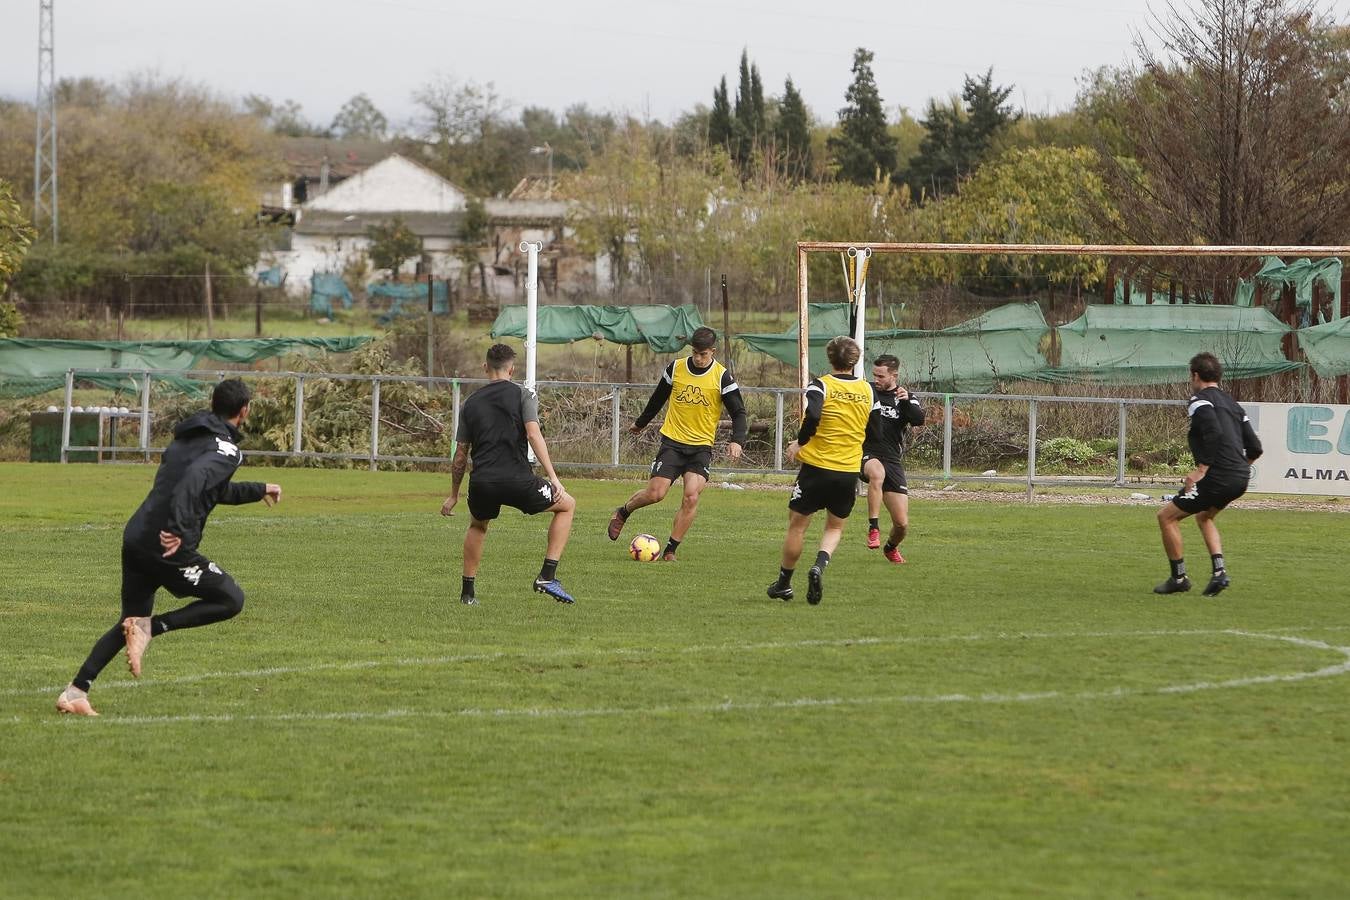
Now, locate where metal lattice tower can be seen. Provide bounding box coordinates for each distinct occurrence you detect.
[33,0,57,243]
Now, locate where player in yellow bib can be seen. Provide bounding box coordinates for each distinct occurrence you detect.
[768,336,874,605]
[607,327,748,561]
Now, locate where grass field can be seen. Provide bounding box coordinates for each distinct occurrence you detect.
[2,463,1349,898]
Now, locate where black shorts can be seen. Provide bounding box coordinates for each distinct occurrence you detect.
[1171,476,1248,514]
[790,463,859,518]
[122,543,239,609]
[468,476,557,521]
[860,455,908,495]
[650,439,712,482]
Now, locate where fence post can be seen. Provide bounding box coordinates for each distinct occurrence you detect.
[139,372,151,462]
[942,394,953,481]
[611,388,621,466]
[370,378,381,472]
[293,374,305,455]
[774,390,784,472]
[1026,399,1038,501]
[60,369,74,464]
[1116,401,1127,487]
[451,380,460,449]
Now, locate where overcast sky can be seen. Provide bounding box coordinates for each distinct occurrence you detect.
[3,0,1349,129]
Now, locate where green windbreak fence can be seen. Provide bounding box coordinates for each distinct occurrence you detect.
[739,301,1344,387]
[0,337,374,397]
[1048,305,1299,383]
[490,304,706,354]
[739,303,1051,391]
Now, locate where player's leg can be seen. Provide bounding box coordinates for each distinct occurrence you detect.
[863,457,884,549]
[807,512,849,606]
[1154,502,1194,593]
[59,546,158,715]
[882,490,909,563]
[533,490,576,603]
[460,518,490,604]
[1195,508,1230,596]
[609,467,673,540]
[665,470,708,560]
[124,559,248,676]
[768,509,813,599]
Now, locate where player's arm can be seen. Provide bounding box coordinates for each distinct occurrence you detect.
[441,442,471,516]
[898,388,926,426]
[520,387,566,500]
[632,363,675,432]
[221,481,267,505]
[720,370,748,459]
[1240,411,1263,463]
[787,379,824,462]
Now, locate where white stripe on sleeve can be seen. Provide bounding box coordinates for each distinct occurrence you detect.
[1187,399,1213,417]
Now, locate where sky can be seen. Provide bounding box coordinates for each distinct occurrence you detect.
[3,0,1349,129]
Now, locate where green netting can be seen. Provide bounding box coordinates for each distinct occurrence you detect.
[1233,256,1342,312]
[1048,305,1298,383]
[738,302,1050,390]
[0,337,374,398]
[310,272,354,317]
[1297,315,1350,377]
[369,281,450,323]
[490,304,706,353]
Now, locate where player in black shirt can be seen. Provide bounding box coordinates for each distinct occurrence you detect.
[1154,352,1263,596]
[860,355,925,563]
[441,344,577,605]
[56,378,282,716]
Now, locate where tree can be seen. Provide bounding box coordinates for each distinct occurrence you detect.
[411,75,528,194]
[709,76,734,152]
[827,48,898,185]
[912,146,1117,291]
[242,93,328,137]
[1095,0,1350,303]
[0,178,34,287]
[774,77,813,180]
[366,217,422,277]
[905,68,1020,200]
[331,93,388,139]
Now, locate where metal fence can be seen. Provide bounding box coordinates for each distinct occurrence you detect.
[58,368,1187,496]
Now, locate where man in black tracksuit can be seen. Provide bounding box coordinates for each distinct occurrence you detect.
[56,378,281,716]
[1154,352,1262,597]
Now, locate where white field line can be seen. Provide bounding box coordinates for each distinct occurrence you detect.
[7,629,1350,726]
[8,626,1345,699]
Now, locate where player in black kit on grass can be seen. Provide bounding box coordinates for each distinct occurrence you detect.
[860,354,925,563]
[442,344,577,605]
[56,378,281,716]
[1154,352,1263,597]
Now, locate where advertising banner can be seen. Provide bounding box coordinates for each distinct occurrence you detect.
[1243,402,1350,496]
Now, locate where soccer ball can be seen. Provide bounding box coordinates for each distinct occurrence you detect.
[629,534,661,562]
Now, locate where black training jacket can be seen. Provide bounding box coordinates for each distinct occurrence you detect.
[123,411,267,558]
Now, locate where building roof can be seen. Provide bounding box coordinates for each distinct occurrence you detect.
[303,154,470,215]
[278,136,393,181]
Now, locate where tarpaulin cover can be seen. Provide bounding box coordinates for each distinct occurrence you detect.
[310,272,354,317]
[0,337,373,397]
[491,304,706,354]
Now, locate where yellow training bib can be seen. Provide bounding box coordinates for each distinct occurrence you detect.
[798,374,873,473]
[660,357,725,447]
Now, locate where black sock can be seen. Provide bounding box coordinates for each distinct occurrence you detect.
[814,550,831,570]
[461,576,475,597]
[151,617,170,636]
[883,542,896,553]
[617,505,631,520]
[868,517,879,530]
[665,537,681,554]
[1211,553,1225,573]
[1169,558,1186,579]
[538,558,559,582]
[777,567,794,585]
